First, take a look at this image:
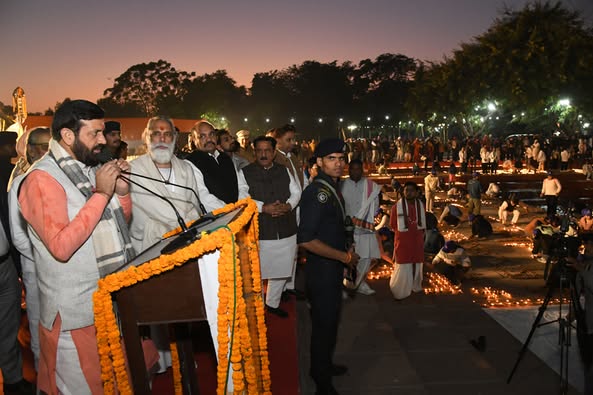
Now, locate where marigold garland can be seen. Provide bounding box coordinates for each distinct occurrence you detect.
[93,198,272,394]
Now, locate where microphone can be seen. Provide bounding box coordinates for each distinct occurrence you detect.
[121,170,207,215]
[95,147,114,164]
[119,175,189,233]
[119,174,205,255]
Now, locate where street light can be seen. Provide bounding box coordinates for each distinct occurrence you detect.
[244,117,248,122]
[265,118,270,123]
[385,115,390,120]
[558,98,571,107]
[290,118,295,123]
[487,102,496,112]
[367,116,371,121]
[339,118,344,123]
[318,118,323,123]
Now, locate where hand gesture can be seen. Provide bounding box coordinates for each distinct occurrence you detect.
[95,161,120,199]
[113,159,131,196]
[346,248,360,269]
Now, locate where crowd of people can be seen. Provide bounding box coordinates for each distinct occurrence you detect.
[3,99,593,395]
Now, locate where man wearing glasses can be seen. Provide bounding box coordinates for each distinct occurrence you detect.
[185,120,249,212]
[9,127,51,184]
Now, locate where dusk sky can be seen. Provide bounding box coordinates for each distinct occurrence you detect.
[2,0,591,113]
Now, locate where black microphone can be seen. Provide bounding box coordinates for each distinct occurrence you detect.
[119,175,189,233]
[95,147,114,164]
[121,170,207,215]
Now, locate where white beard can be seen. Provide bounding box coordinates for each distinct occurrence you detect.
[149,141,175,164]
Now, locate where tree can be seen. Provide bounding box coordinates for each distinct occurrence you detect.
[407,1,593,136]
[102,60,195,116]
[352,53,417,124]
[181,70,247,125]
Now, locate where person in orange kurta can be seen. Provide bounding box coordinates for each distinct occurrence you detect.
[389,182,426,300]
[17,100,136,394]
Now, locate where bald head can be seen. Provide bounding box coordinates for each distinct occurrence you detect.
[26,127,51,164]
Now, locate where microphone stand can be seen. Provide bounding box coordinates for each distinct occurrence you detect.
[121,170,207,215]
[119,175,189,233]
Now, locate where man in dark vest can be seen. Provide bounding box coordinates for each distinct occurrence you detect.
[243,136,301,317]
[185,120,248,212]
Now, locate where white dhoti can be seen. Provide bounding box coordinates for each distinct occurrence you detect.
[259,235,297,308]
[345,232,381,290]
[389,263,423,300]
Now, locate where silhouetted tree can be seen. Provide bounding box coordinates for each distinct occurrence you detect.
[103,60,195,116]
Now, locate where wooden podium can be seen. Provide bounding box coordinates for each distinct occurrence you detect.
[114,209,242,394]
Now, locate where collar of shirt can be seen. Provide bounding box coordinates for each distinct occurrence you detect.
[278,149,291,158]
[208,150,221,161]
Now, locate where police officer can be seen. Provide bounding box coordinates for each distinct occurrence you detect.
[298,138,360,395]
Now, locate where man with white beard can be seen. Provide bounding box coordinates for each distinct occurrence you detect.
[129,116,204,373]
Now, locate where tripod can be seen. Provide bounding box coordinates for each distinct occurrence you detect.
[507,259,575,394]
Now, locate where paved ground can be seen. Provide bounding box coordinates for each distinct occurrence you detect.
[295,186,584,395]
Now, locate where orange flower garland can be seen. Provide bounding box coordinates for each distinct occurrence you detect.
[170,342,182,395]
[93,198,272,394]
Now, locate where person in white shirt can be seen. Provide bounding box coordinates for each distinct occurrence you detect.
[340,159,381,295]
[536,149,546,172]
[498,196,521,226]
[560,148,570,170]
[541,170,562,218]
[423,169,439,212]
[428,240,471,285]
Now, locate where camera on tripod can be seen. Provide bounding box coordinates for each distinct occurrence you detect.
[543,213,579,286]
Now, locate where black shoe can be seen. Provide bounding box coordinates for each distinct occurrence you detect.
[470,335,486,352]
[331,364,348,376]
[281,291,290,302]
[265,304,288,318]
[4,379,36,395]
[285,288,306,300]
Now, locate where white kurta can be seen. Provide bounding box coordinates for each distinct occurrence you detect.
[259,235,298,279]
[340,177,381,259]
[251,168,301,280]
[129,154,203,251]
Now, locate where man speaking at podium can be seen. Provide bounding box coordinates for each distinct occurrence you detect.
[17,100,136,394]
[129,116,204,373]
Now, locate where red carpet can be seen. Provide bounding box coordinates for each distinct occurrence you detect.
[151,296,300,394]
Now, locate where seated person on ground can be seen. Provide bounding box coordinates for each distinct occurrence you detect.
[439,203,464,227]
[469,214,493,238]
[498,195,521,225]
[377,227,394,264]
[485,182,501,198]
[428,240,472,285]
[424,212,445,254]
[375,204,391,230]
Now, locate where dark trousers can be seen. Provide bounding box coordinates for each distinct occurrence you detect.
[545,195,558,218]
[532,234,553,256]
[0,257,23,384]
[434,262,468,285]
[306,258,344,392]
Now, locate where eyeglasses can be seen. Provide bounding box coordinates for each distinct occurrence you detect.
[198,131,216,140]
[150,131,174,139]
